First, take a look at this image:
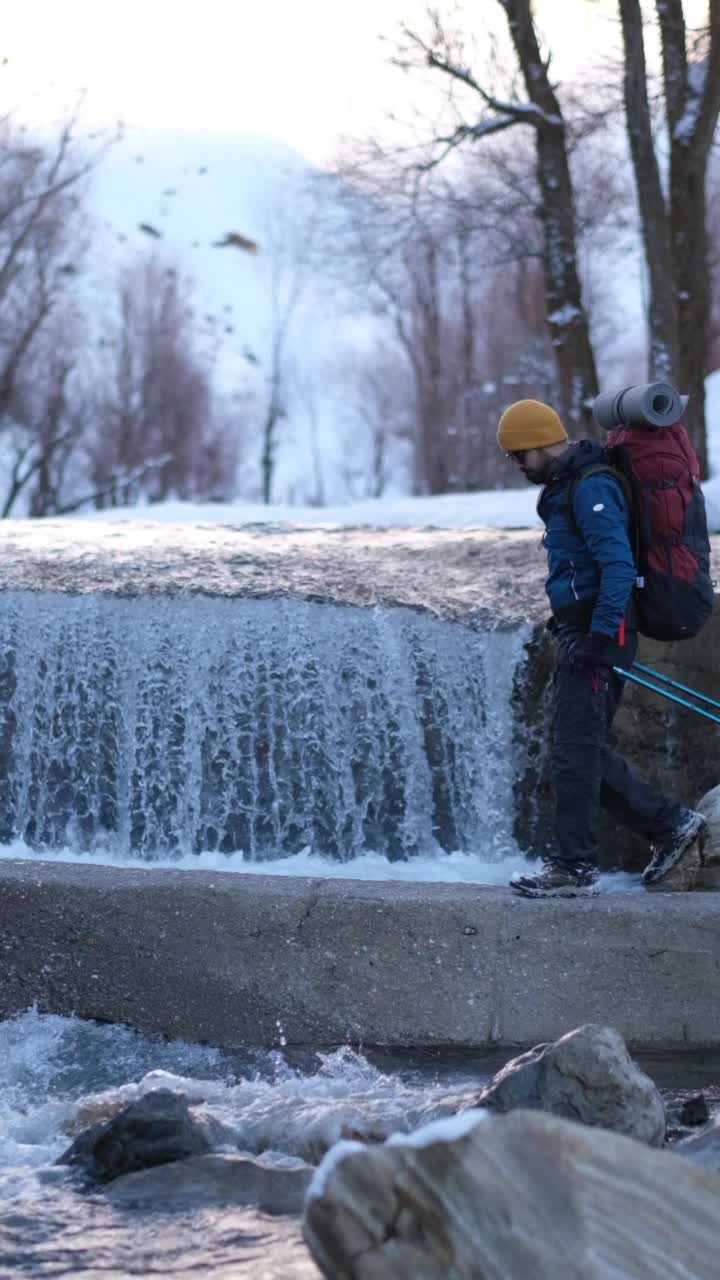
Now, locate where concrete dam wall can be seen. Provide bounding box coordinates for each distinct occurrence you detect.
[2,860,719,1051]
[0,518,718,1049]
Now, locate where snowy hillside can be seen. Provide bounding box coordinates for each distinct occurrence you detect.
[88,128,376,502]
[90,130,311,364]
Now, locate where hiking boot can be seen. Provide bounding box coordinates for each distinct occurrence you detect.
[510,860,600,899]
[642,809,707,887]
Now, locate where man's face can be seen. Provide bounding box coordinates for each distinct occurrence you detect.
[506,447,552,485]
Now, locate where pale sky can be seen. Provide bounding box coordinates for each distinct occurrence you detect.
[2,0,640,164]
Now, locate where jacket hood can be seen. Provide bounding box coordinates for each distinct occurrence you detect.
[544,439,607,488]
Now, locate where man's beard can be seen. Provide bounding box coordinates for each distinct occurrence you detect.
[522,462,553,485]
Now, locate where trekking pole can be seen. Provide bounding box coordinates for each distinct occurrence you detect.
[612,666,720,726]
[630,662,720,713]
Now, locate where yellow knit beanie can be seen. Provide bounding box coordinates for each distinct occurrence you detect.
[497,399,568,452]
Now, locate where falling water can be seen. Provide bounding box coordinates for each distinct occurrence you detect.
[0,592,526,863]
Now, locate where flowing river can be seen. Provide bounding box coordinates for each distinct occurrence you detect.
[1,1011,719,1278]
[1,538,715,1275]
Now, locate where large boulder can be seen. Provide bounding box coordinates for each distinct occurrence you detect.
[58,1088,212,1183]
[303,1107,720,1280]
[106,1152,313,1213]
[471,1024,665,1146]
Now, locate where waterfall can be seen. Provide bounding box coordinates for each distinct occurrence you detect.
[0,592,527,863]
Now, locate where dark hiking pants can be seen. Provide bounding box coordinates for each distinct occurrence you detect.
[553,628,682,867]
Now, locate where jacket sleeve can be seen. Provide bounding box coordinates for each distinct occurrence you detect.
[571,473,636,637]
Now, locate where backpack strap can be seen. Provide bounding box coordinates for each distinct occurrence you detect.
[564,463,633,540]
[565,463,641,626]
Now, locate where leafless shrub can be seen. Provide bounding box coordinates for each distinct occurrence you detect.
[88,254,241,509]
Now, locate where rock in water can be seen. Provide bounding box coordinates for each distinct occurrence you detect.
[679,1094,710,1128]
[106,1153,313,1213]
[303,1108,720,1280]
[58,1089,212,1183]
[471,1024,665,1146]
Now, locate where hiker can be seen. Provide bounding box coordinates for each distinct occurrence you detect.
[497,398,706,899]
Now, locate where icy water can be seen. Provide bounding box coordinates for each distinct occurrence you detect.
[2,1011,719,1279]
[0,1010,496,1279]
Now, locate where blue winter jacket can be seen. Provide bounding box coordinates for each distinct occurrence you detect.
[538,440,637,637]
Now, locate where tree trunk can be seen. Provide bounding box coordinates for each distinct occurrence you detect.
[671,150,713,474]
[501,0,599,433]
[458,226,477,485]
[664,0,720,476]
[618,0,680,380]
[618,0,720,476]
[260,397,282,505]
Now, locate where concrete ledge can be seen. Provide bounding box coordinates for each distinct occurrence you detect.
[2,860,720,1051]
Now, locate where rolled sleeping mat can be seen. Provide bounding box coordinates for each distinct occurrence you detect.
[592,382,689,431]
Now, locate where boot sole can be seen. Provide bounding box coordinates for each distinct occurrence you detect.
[642,820,707,887]
[510,881,600,899]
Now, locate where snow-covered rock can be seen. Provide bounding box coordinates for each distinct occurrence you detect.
[303,1108,720,1280]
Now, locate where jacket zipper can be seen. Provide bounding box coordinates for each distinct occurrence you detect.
[569,560,579,601]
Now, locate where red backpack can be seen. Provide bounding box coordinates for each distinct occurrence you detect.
[567,421,714,641]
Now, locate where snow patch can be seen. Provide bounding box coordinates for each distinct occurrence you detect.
[386,1107,488,1149]
[547,304,581,327]
[307,1107,489,1201]
[306,1140,366,1200]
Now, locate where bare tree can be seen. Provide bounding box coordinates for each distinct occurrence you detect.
[618,0,720,473]
[89,255,239,508]
[338,341,414,499]
[0,110,100,515]
[322,165,563,492]
[255,198,318,504]
[292,364,326,506]
[396,2,600,431]
[475,256,560,487]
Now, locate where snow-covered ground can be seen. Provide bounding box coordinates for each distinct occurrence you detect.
[71,368,720,530]
[77,486,544,529]
[76,474,720,535]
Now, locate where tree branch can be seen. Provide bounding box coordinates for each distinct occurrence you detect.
[415,118,520,172]
[54,455,174,515]
[400,26,563,131]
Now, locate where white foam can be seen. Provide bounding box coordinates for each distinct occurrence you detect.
[0,841,643,890]
[0,1014,489,1202]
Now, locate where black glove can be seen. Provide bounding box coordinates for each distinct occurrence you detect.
[567,631,617,671]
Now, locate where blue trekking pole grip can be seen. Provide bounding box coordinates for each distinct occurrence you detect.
[613,666,720,726]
